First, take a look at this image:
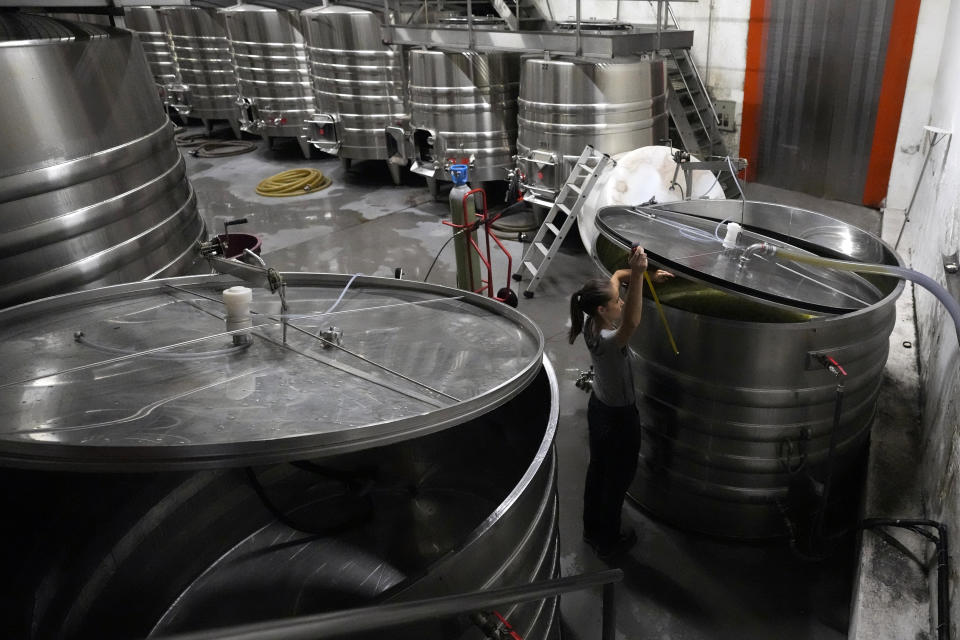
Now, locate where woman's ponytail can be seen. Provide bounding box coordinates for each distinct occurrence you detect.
[568,278,613,344]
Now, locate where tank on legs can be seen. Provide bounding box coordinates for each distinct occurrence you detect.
[517,54,669,203]
[221,3,315,156]
[300,5,410,164]
[0,13,204,309]
[159,5,240,134]
[408,48,521,184]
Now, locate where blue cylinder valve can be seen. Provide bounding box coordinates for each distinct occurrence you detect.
[449,164,469,186]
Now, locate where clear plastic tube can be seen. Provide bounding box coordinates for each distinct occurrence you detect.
[771,246,960,346]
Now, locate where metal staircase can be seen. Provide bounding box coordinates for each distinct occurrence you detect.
[514,146,611,297]
[665,47,725,160]
[653,2,742,197]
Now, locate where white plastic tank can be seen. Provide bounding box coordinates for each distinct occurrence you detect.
[578,145,726,259]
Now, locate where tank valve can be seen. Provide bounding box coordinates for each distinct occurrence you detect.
[223,286,253,346]
[319,326,343,348]
[575,367,594,393]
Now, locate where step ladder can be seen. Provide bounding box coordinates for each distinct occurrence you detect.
[513,146,611,298]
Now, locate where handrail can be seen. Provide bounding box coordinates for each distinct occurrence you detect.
[156,569,625,640]
[663,1,720,127]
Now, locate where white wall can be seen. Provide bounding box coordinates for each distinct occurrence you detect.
[883,0,950,212]
[539,0,751,154]
[891,0,960,636]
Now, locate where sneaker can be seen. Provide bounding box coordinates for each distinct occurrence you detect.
[593,528,637,561]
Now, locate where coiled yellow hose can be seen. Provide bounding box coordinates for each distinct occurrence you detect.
[255,169,332,197]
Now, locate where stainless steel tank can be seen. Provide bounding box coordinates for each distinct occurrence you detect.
[0,13,204,309]
[301,5,409,184]
[517,54,668,204]
[222,3,315,159]
[159,5,240,136]
[0,274,559,639]
[408,48,520,194]
[123,5,178,100]
[587,200,903,539]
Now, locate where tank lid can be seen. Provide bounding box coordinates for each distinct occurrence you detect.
[595,203,888,314]
[0,13,110,45]
[0,274,543,471]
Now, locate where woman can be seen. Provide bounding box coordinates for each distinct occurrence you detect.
[568,246,671,559]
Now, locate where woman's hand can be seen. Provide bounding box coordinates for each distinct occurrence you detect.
[629,246,648,273]
[651,269,674,284]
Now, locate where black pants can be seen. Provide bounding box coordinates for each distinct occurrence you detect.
[583,393,642,546]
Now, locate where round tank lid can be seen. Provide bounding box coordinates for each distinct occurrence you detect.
[0,274,543,471]
[596,204,886,314]
[0,13,109,45]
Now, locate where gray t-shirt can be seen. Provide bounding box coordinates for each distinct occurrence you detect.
[584,317,638,408]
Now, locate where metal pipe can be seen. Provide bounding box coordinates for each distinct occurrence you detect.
[157,570,624,640]
[601,582,617,640]
[859,519,951,640]
[656,0,662,51]
[467,0,474,50]
[575,0,582,57]
[814,382,845,542]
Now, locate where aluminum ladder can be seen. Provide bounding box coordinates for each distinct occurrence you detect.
[514,146,611,298]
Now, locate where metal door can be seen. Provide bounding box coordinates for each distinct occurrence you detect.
[756,0,895,203]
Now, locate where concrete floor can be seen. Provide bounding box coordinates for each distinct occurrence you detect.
[182,130,881,640]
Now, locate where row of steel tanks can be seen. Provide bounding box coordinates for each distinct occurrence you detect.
[123,5,313,150]
[123,7,669,190]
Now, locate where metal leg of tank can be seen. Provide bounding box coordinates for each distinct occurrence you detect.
[228,120,242,140]
[427,177,444,202]
[387,160,402,186]
[202,119,214,137]
[340,157,352,171]
[297,137,314,161]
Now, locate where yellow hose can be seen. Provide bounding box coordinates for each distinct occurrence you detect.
[644,271,680,356]
[255,169,332,197]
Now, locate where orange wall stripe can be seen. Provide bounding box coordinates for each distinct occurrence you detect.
[739,0,769,182]
[863,0,923,207]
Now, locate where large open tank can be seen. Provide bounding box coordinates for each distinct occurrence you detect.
[408,48,521,193]
[301,5,409,183]
[123,6,178,99]
[0,273,559,639]
[585,200,903,539]
[517,54,668,204]
[0,12,204,310]
[223,3,316,159]
[159,5,240,136]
